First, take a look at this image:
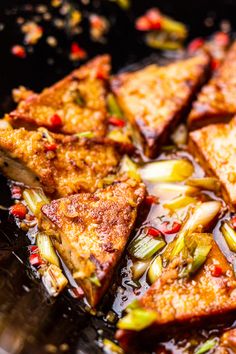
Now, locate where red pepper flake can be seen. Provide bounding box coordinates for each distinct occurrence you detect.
[135,16,152,31]
[231,215,236,230]
[160,221,181,234]
[211,265,223,277]
[145,195,158,205]
[29,253,42,267]
[45,142,57,152]
[96,68,109,80]
[135,8,162,31]
[11,185,22,199]
[49,113,62,127]
[11,45,26,58]
[214,32,229,46]
[70,42,87,61]
[108,116,126,127]
[10,203,27,219]
[211,58,220,71]
[147,227,162,237]
[28,245,39,254]
[188,38,204,54]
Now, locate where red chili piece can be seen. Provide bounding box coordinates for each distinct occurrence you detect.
[29,253,42,267]
[160,221,181,234]
[45,142,57,152]
[188,38,204,54]
[11,185,22,199]
[211,265,223,277]
[50,113,62,127]
[211,58,220,71]
[28,245,38,254]
[145,195,158,205]
[135,8,162,31]
[108,116,126,127]
[214,32,229,46]
[147,227,162,237]
[11,45,26,58]
[10,203,27,219]
[70,42,87,59]
[231,215,236,230]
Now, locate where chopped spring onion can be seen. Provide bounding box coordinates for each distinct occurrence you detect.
[107,129,131,144]
[107,93,123,118]
[221,222,236,252]
[161,16,187,39]
[152,183,199,201]
[120,155,141,181]
[90,274,101,287]
[37,232,59,267]
[139,159,194,183]
[23,188,49,216]
[131,259,151,280]
[117,308,157,331]
[75,131,94,139]
[74,93,85,107]
[163,195,197,211]
[128,230,166,260]
[186,177,221,192]
[42,264,68,297]
[148,256,162,284]
[146,32,183,50]
[103,339,124,354]
[194,338,217,354]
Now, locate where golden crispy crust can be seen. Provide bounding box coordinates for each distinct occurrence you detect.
[189,117,236,210]
[0,127,124,198]
[117,242,236,351]
[111,53,210,158]
[40,178,146,306]
[188,42,236,130]
[8,55,111,137]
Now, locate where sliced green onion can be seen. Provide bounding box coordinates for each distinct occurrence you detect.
[23,188,49,216]
[90,274,101,287]
[128,231,166,260]
[139,159,194,183]
[120,155,141,181]
[186,177,221,192]
[161,16,187,38]
[146,32,183,50]
[163,195,197,211]
[221,222,236,252]
[152,183,199,201]
[148,256,162,284]
[103,339,124,354]
[42,264,68,297]
[75,131,94,139]
[114,0,130,10]
[117,308,157,331]
[74,93,85,107]
[126,299,140,310]
[107,129,131,144]
[194,338,217,354]
[107,93,123,118]
[131,259,151,280]
[37,232,59,267]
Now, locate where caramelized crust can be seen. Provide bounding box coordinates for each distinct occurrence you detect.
[40,178,146,306]
[188,42,236,129]
[117,242,236,351]
[0,128,123,198]
[111,53,210,157]
[8,55,111,137]
[189,117,236,210]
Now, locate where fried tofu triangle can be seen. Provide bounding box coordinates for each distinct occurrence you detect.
[116,241,236,352]
[189,117,236,210]
[111,53,210,158]
[40,178,146,307]
[0,127,125,198]
[188,42,236,129]
[8,55,110,137]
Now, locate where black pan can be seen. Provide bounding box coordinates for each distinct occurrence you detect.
[0,1,236,353]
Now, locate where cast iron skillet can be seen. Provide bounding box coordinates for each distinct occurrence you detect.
[0,1,236,353]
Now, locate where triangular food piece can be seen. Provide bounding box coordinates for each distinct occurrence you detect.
[189,116,236,210]
[40,178,146,306]
[188,42,236,129]
[116,240,236,351]
[111,53,210,157]
[0,128,124,198]
[8,55,111,137]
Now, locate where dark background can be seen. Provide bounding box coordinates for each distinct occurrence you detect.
[0,1,236,353]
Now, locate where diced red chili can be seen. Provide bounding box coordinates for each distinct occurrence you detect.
[45,142,58,152]
[147,227,162,237]
[145,195,158,205]
[49,113,62,127]
[29,253,42,267]
[231,215,236,230]
[135,16,152,31]
[96,69,109,80]
[160,221,181,234]
[108,116,126,127]
[211,265,223,277]
[188,38,204,54]
[211,58,220,71]
[28,245,38,254]
[146,8,162,30]
[10,203,27,219]
[214,32,230,46]
[11,45,26,58]
[70,42,87,60]
[11,185,22,199]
